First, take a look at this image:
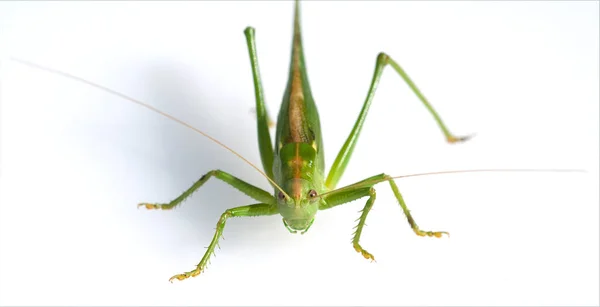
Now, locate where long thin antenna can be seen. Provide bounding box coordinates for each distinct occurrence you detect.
[9,57,291,199]
[390,168,585,180]
[318,168,586,199]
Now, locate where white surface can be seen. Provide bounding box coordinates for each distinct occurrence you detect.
[0,1,598,306]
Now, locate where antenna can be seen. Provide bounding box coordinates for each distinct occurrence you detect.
[9,57,292,199]
[318,168,586,199]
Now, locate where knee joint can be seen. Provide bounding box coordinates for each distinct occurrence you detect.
[377,52,389,65]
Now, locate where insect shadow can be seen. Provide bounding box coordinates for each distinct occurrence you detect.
[132,60,282,262]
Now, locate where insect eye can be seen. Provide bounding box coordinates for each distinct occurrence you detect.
[308,189,317,198]
[278,191,286,200]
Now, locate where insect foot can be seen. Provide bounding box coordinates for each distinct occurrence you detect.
[137,202,177,210]
[169,269,201,283]
[447,134,474,144]
[353,242,376,263]
[137,203,161,210]
[414,228,449,238]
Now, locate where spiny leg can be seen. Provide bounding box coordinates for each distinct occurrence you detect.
[320,182,377,260]
[138,169,275,210]
[320,173,447,260]
[326,52,471,190]
[169,203,278,282]
[352,187,377,261]
[244,27,275,181]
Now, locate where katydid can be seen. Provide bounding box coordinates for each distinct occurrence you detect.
[138,0,471,282]
[8,1,583,284]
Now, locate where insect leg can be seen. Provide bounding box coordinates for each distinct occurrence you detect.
[325,52,471,190]
[320,184,377,260]
[384,175,449,238]
[138,169,275,210]
[321,173,447,261]
[244,27,275,182]
[169,203,278,282]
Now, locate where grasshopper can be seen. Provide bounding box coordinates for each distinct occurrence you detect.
[6,1,585,284]
[135,0,472,282]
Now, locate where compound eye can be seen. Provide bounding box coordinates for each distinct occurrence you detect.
[278,191,286,200]
[308,189,317,198]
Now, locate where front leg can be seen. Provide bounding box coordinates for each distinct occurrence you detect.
[320,184,377,261]
[351,188,378,262]
[169,203,278,282]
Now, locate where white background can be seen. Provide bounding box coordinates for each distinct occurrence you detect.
[0,1,598,306]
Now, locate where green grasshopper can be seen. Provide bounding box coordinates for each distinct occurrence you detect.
[135,0,471,282]
[9,1,580,284]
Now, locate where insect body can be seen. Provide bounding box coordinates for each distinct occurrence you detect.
[138,0,470,282]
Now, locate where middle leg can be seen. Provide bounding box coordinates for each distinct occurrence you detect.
[138,169,275,210]
[320,173,448,260]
